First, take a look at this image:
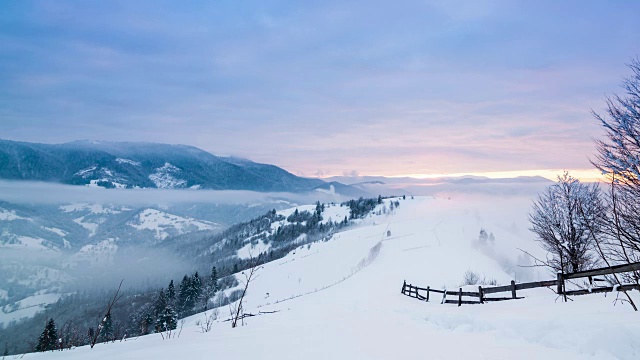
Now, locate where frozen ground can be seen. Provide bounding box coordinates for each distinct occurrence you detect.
[24,195,640,359]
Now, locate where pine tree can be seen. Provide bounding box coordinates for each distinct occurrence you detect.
[155,305,178,332]
[87,327,95,344]
[200,266,219,309]
[192,272,202,301]
[167,280,176,302]
[154,288,167,317]
[99,313,113,343]
[141,312,154,335]
[35,318,58,352]
[179,275,191,312]
[165,305,178,330]
[210,266,218,293]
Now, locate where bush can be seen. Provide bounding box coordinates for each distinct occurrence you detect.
[462,270,481,285]
[461,270,498,286]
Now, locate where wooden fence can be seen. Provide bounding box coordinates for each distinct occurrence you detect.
[401,261,640,306]
[557,261,640,296]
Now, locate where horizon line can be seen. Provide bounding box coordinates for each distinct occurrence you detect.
[318,168,604,182]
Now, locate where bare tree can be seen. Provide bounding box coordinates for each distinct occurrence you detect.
[231,255,261,328]
[592,58,640,279]
[90,280,124,348]
[529,172,605,273]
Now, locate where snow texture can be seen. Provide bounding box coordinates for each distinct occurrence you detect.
[148,162,187,189]
[0,208,27,221]
[127,209,216,240]
[20,196,640,359]
[115,158,141,166]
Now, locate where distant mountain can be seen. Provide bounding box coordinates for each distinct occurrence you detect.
[0,140,326,192]
[325,175,552,186]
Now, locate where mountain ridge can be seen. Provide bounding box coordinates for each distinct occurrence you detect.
[0,139,327,192]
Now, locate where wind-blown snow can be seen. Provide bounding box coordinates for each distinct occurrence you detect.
[127,209,217,240]
[19,196,640,359]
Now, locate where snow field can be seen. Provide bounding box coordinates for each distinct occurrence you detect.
[23,196,640,359]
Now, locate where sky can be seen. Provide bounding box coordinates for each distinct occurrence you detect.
[1,0,639,180]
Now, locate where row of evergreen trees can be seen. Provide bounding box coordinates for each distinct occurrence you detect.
[33,267,221,352]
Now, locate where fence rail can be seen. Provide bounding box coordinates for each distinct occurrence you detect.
[401,261,640,306]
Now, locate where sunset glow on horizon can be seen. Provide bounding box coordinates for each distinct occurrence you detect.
[2,1,639,181]
[319,168,603,182]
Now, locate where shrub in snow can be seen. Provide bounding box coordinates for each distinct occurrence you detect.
[461,270,481,286]
[461,270,498,286]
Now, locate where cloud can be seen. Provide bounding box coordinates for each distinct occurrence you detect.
[0,180,352,206]
[0,1,638,177]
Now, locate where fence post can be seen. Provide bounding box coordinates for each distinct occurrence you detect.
[402,280,406,294]
[511,280,516,299]
[478,286,484,304]
[556,272,563,295]
[441,290,447,304]
[458,287,462,307]
[426,286,430,302]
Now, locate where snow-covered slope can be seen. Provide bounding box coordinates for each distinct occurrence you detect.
[128,208,218,240]
[21,196,640,359]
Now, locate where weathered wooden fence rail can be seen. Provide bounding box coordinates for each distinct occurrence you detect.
[556,261,640,296]
[402,261,640,306]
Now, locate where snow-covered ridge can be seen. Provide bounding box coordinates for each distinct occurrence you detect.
[59,203,130,214]
[0,208,27,221]
[0,293,63,326]
[148,162,187,189]
[68,239,118,266]
[44,227,67,237]
[116,158,141,166]
[127,208,217,240]
[74,166,97,177]
[73,216,100,237]
[0,236,54,251]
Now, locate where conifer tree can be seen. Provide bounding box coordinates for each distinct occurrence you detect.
[201,266,219,310]
[167,280,176,302]
[191,272,202,302]
[178,275,191,312]
[154,288,167,318]
[35,318,58,352]
[99,313,113,343]
[141,312,154,335]
[155,305,178,332]
[210,266,218,293]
